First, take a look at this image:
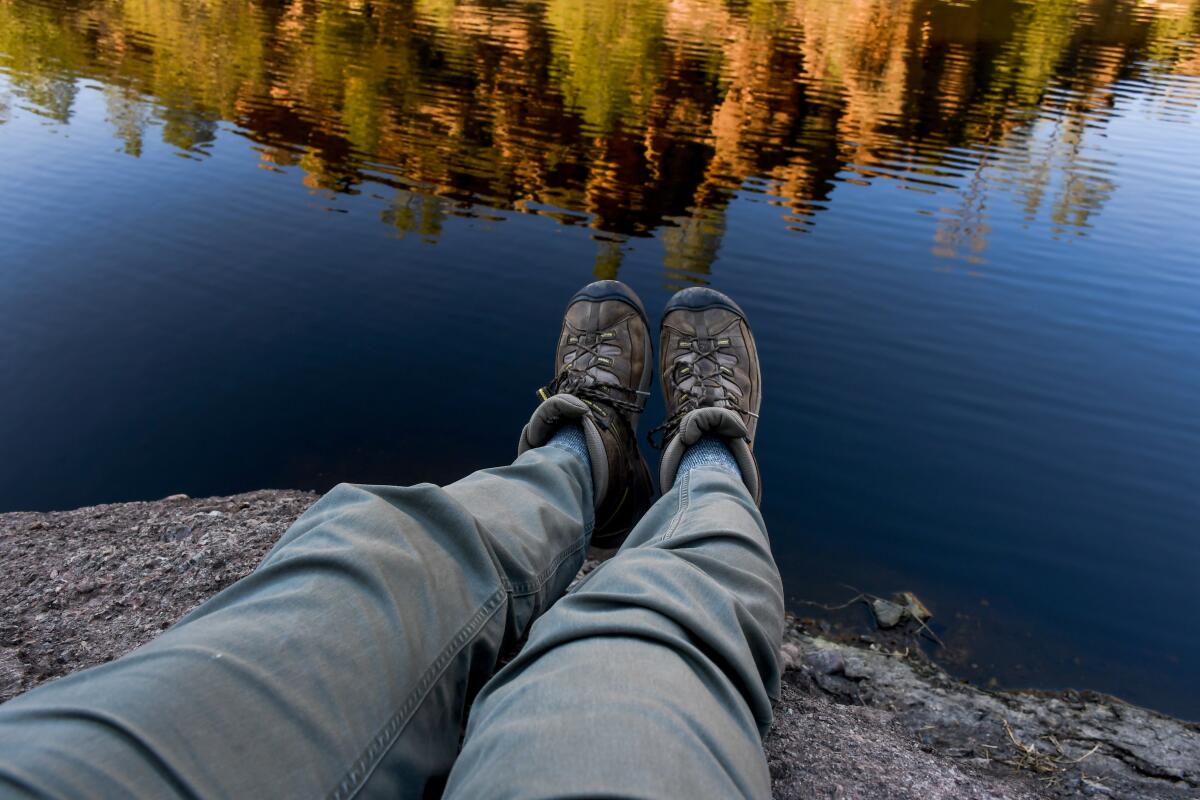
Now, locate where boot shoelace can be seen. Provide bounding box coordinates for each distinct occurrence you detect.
[537,330,647,427]
[648,335,752,449]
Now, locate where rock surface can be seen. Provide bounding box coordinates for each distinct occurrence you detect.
[2,491,1197,799]
[771,633,1199,799]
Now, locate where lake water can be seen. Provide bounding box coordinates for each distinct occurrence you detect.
[1,0,1198,718]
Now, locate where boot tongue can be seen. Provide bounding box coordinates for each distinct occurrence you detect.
[692,358,719,379]
[686,360,730,408]
[563,366,607,397]
[701,385,728,407]
[560,371,587,393]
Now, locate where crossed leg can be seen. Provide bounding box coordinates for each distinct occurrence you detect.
[447,464,783,798]
[0,445,782,799]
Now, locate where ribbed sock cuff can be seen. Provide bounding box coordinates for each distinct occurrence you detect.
[545,423,591,471]
[675,435,743,482]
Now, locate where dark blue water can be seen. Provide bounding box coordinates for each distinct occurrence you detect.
[1,0,1198,718]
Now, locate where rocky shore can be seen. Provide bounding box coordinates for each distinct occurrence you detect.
[2,491,1196,799]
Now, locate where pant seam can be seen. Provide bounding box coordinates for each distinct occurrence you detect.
[504,447,594,597]
[328,588,507,800]
[660,471,693,542]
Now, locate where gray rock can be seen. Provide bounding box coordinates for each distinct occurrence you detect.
[767,682,1043,800]
[801,647,845,676]
[772,623,1200,799]
[871,598,905,628]
[3,491,1197,799]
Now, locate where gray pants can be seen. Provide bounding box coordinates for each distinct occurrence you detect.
[0,445,784,798]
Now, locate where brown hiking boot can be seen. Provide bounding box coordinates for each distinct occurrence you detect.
[651,287,763,503]
[517,280,654,548]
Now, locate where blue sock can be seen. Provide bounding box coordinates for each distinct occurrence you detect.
[675,435,742,482]
[546,423,591,470]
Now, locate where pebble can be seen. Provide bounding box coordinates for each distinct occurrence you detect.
[872,598,905,628]
[803,648,845,676]
[160,525,193,543]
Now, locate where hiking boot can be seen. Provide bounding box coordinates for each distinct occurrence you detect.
[651,287,763,504]
[518,280,654,548]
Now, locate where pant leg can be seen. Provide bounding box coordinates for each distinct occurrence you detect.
[445,466,785,799]
[0,445,593,800]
